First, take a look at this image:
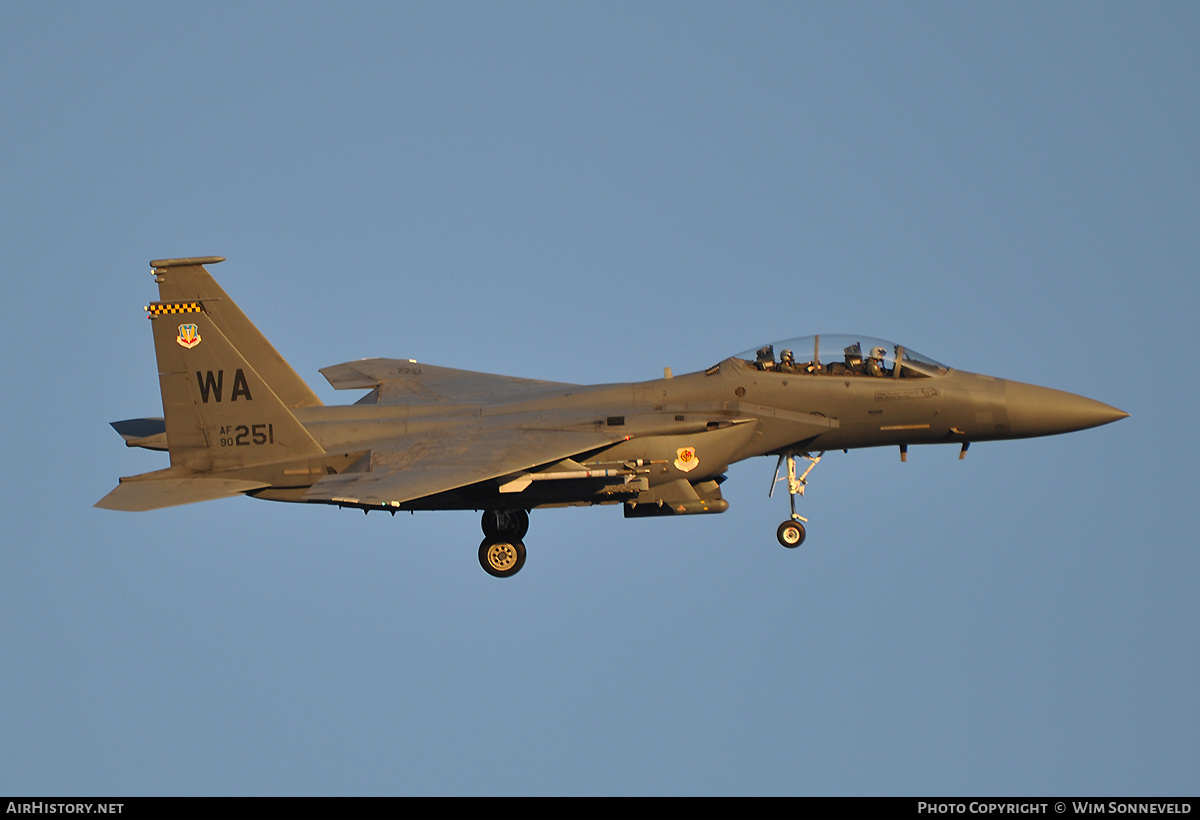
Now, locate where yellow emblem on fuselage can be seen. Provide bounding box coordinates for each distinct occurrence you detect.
[674,446,699,473]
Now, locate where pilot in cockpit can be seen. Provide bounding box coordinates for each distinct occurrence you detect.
[755,345,775,371]
[778,349,797,373]
[843,342,864,374]
[866,346,888,377]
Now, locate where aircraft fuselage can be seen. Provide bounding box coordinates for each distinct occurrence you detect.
[247,358,1123,513]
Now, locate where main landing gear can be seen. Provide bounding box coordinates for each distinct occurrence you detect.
[770,451,823,549]
[478,509,529,577]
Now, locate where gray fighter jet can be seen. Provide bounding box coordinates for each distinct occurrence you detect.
[98,257,1128,576]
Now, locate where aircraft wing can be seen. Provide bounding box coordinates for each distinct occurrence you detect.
[302,424,626,508]
[320,358,577,405]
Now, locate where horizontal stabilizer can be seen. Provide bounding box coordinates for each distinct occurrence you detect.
[111,417,168,451]
[95,475,269,511]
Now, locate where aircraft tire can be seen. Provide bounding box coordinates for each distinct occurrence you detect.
[776,520,806,549]
[481,509,530,540]
[479,536,527,578]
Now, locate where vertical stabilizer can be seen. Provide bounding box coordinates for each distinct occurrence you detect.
[150,257,322,409]
[145,258,325,472]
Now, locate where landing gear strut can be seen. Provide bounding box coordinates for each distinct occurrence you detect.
[770,451,823,548]
[478,509,529,577]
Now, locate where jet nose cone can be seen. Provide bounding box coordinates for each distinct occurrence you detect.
[1005,380,1128,439]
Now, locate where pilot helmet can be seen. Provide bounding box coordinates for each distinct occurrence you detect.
[780,349,794,364]
[870,346,886,360]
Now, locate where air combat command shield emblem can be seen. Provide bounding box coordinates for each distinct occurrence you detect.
[176,323,201,349]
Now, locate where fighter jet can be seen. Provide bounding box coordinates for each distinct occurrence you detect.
[97,257,1128,576]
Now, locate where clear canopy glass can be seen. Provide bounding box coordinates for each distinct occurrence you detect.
[731,334,948,379]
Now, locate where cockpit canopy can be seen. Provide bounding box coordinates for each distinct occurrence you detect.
[730,334,949,379]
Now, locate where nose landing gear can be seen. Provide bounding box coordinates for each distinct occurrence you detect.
[770,451,823,548]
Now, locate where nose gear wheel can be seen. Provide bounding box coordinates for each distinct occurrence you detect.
[777,520,806,548]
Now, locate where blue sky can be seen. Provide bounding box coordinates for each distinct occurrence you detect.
[2,2,1197,796]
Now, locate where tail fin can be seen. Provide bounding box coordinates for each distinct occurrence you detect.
[145,257,326,473]
[150,257,322,410]
[96,257,328,511]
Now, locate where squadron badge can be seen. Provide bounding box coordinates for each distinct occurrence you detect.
[674,446,699,473]
[176,323,201,349]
